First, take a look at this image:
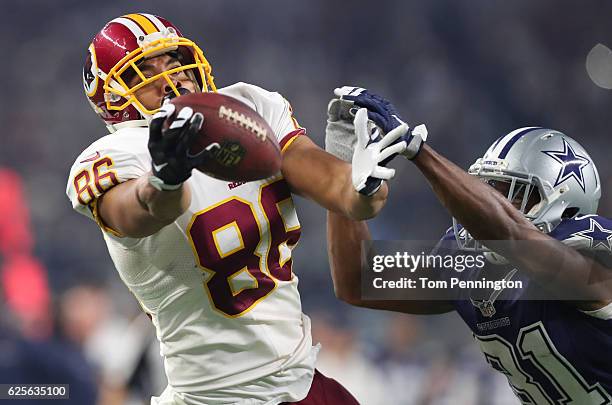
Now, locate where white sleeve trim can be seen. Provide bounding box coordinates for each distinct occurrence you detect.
[580,301,612,320]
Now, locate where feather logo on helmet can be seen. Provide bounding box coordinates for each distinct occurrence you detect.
[83,44,98,97]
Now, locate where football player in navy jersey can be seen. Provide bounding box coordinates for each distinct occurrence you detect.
[325,87,612,404]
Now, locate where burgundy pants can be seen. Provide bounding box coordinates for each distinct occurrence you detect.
[281,369,360,405]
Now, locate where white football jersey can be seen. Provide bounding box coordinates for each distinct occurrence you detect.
[66,83,317,403]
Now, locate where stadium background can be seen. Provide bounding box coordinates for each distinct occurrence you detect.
[1,1,611,403]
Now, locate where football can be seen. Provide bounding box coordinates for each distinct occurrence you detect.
[169,92,281,182]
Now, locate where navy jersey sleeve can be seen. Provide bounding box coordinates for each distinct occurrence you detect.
[549,215,612,252]
[550,215,612,266]
[550,215,612,320]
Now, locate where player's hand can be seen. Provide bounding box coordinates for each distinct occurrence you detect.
[325,97,357,163]
[147,103,205,191]
[351,108,408,196]
[334,86,406,135]
[327,87,404,194]
[334,86,428,161]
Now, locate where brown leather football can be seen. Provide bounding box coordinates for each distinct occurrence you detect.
[170,92,281,182]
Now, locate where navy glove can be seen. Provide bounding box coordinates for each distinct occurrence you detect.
[333,86,427,195]
[334,86,428,162]
[334,86,406,137]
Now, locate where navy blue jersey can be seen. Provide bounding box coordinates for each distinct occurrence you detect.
[442,215,612,404]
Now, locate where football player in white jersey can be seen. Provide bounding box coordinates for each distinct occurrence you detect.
[67,14,408,405]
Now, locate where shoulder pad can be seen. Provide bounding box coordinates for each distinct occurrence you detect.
[549,215,612,253]
[218,82,304,148]
[66,130,149,218]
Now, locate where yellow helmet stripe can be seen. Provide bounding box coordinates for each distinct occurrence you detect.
[125,13,158,35]
[142,13,168,32]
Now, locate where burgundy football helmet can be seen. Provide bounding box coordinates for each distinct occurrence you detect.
[83,13,217,132]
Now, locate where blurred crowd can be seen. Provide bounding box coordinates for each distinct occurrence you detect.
[1,0,611,404]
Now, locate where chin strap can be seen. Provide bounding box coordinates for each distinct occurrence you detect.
[107,119,149,134]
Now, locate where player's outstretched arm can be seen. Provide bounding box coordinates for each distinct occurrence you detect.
[281,110,405,220]
[282,135,386,220]
[413,144,612,310]
[97,174,190,238]
[332,86,611,311]
[324,89,452,313]
[327,210,455,314]
[98,104,206,238]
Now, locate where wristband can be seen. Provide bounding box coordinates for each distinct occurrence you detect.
[148,175,183,191]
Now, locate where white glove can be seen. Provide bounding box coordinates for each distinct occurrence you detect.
[351,108,408,194]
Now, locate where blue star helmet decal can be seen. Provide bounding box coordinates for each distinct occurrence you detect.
[542,138,590,192]
[572,218,612,252]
